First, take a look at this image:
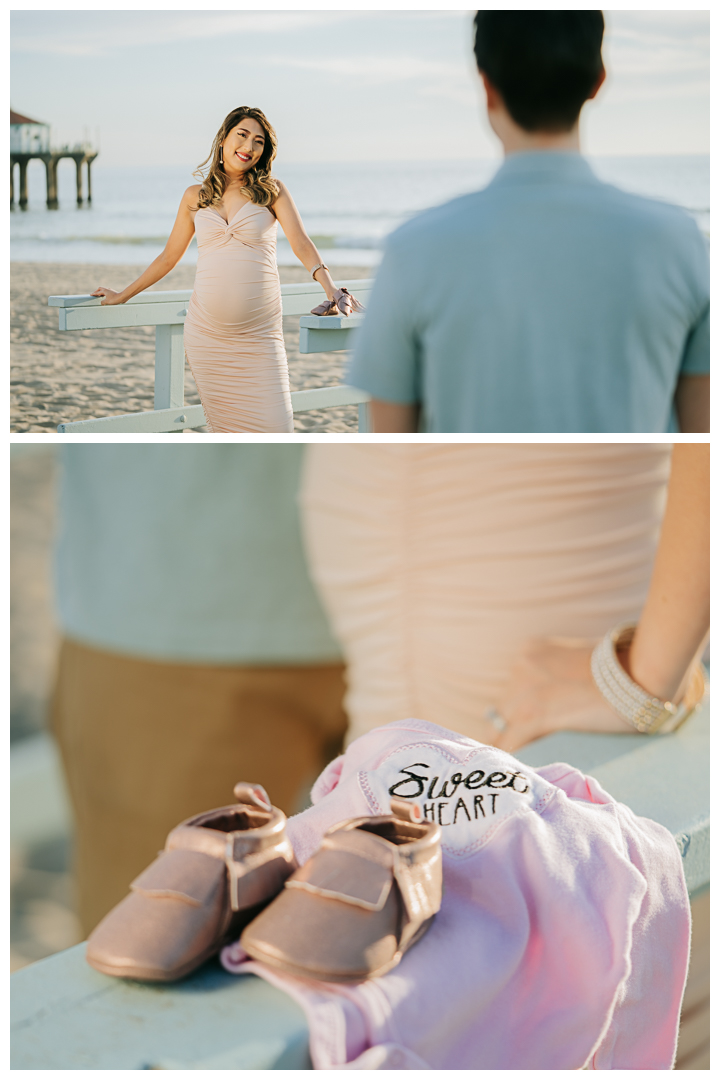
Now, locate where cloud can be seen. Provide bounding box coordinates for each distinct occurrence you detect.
[258,50,481,110]
[10,8,709,160]
[10,10,354,57]
[607,39,708,80]
[268,53,463,86]
[585,10,709,108]
[605,11,709,77]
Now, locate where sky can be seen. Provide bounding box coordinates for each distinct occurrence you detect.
[10,6,710,169]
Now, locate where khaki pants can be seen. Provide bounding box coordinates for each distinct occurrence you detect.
[51,638,347,935]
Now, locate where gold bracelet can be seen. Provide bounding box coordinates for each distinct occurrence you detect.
[590,622,706,735]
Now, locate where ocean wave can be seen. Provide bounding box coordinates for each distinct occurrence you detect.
[15,234,180,246]
[287,234,385,251]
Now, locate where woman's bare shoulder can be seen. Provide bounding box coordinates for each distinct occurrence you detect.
[182,183,203,208]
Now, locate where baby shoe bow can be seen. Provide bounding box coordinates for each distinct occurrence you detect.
[240,797,442,982]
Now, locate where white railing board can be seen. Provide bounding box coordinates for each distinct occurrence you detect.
[10,698,709,1068]
[279,279,371,297]
[10,945,310,1070]
[48,280,372,320]
[297,309,364,354]
[292,385,370,410]
[58,404,207,434]
[57,385,371,433]
[299,313,365,330]
[590,710,709,899]
[515,696,710,899]
[48,279,374,431]
[58,301,189,331]
[299,326,359,354]
[48,290,194,308]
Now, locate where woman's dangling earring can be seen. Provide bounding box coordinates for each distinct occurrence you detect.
[219,145,224,165]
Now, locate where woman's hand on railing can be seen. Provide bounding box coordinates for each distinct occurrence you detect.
[489,638,629,752]
[91,287,125,306]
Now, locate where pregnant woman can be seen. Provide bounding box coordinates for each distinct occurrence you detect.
[92,107,361,432]
[301,443,709,749]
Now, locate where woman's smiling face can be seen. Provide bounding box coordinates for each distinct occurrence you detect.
[222,118,266,176]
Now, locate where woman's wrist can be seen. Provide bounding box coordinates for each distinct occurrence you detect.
[624,640,695,705]
[624,446,710,702]
[591,624,705,735]
[312,267,337,299]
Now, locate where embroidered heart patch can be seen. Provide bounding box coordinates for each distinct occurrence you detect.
[359,741,557,858]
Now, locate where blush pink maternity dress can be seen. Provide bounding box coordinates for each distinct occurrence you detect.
[300,444,672,746]
[184,202,293,433]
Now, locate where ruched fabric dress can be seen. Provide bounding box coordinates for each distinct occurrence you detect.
[300,444,672,746]
[184,202,293,433]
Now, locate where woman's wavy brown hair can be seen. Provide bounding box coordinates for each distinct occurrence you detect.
[194,107,280,209]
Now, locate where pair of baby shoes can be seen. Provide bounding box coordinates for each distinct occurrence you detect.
[86,782,442,984]
[310,286,365,317]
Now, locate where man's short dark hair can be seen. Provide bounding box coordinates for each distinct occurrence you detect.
[474,11,605,132]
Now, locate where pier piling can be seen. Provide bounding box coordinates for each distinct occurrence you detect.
[10,150,97,210]
[18,159,29,210]
[46,160,58,209]
[11,111,98,210]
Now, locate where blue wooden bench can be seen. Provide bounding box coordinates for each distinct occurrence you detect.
[10,699,709,1069]
[48,281,373,433]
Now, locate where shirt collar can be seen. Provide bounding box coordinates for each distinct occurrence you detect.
[489,151,599,187]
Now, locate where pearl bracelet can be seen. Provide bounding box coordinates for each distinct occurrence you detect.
[590,623,706,735]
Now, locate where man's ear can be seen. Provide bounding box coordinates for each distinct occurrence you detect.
[587,66,606,101]
[479,70,502,111]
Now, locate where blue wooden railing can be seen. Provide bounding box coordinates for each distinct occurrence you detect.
[48,280,373,433]
[10,699,709,1068]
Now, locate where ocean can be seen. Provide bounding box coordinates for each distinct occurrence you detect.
[10,155,710,266]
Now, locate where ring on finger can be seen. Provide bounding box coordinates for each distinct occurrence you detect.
[485,706,508,733]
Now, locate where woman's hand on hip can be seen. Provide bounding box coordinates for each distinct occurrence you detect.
[91,286,124,305]
[492,637,630,752]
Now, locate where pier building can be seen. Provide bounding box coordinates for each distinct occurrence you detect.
[10,110,98,210]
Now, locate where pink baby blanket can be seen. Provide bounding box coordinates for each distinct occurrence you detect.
[221,718,690,1069]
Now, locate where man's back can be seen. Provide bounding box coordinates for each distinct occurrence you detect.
[348,153,709,433]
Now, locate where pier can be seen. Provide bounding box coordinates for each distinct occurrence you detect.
[10,110,98,210]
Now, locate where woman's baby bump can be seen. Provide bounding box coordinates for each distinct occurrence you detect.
[191,257,282,330]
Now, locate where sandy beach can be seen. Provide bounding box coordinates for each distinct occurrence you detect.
[11,262,373,434]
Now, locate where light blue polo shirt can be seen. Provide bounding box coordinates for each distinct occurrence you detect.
[348,152,709,433]
[55,445,342,665]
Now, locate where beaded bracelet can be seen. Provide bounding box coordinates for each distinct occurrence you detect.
[590,623,706,735]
